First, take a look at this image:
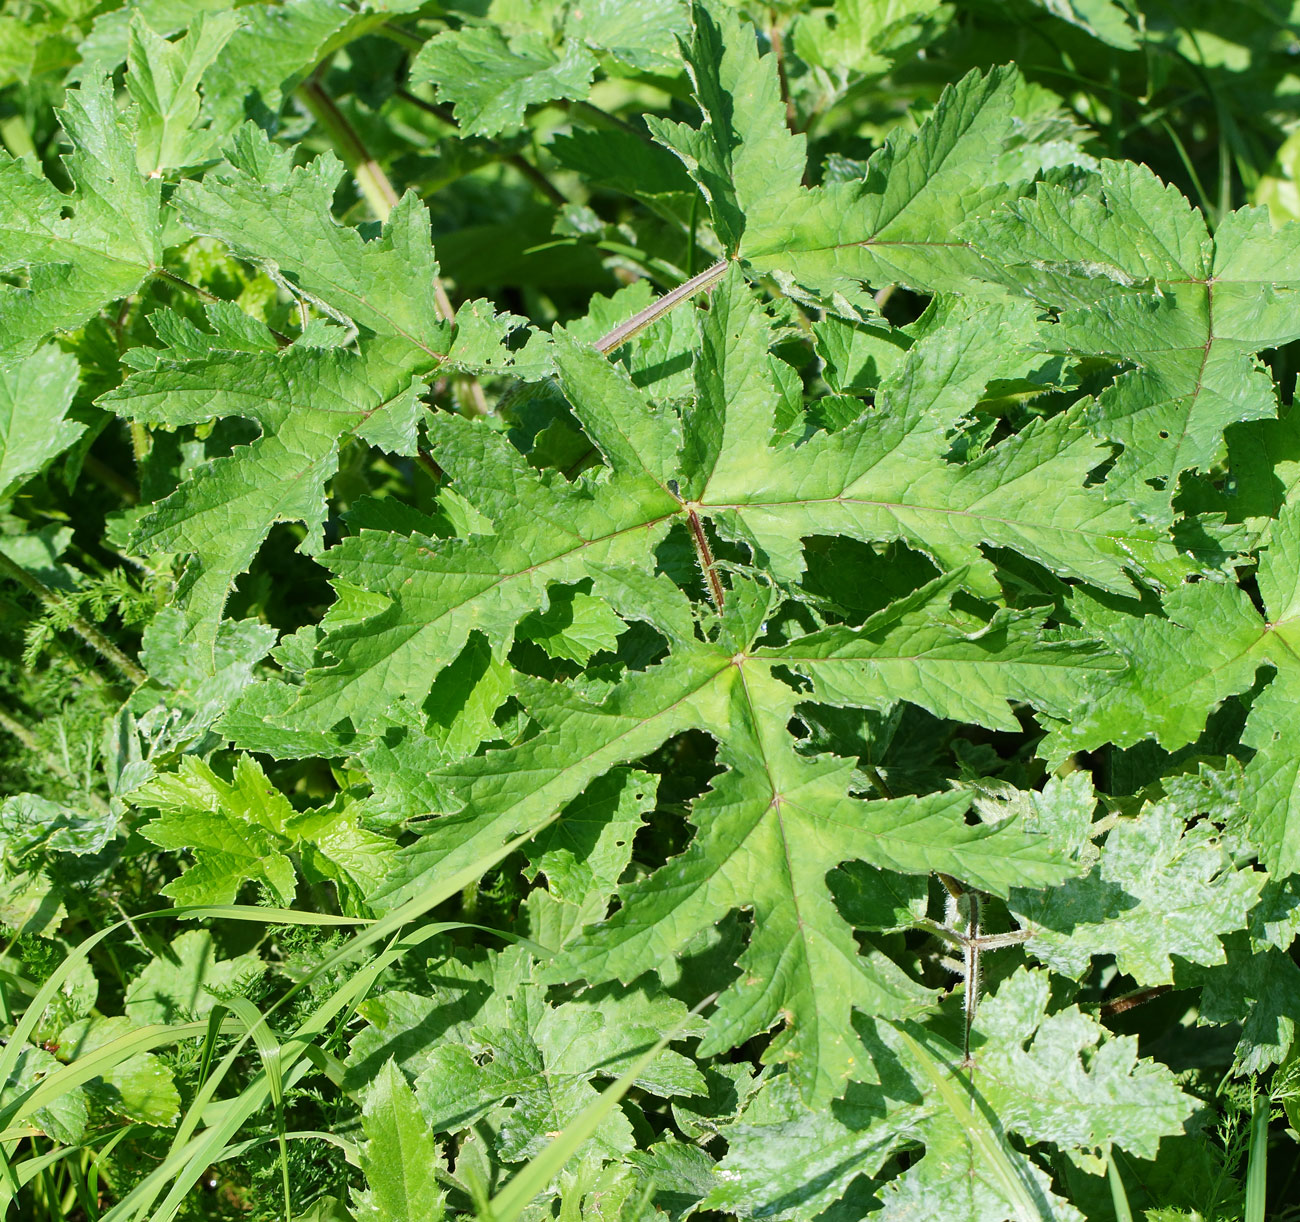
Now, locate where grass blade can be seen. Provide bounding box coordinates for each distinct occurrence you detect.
[1107,1149,1133,1222]
[96,819,555,1222]
[1245,1092,1269,1222]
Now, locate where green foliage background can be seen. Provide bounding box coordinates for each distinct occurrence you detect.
[1,0,1300,1218]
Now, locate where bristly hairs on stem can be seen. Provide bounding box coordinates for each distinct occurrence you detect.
[596,260,730,354]
[686,505,726,611]
[0,549,146,687]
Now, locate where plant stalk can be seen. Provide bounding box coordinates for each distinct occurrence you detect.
[298,78,401,223]
[0,706,37,751]
[395,87,567,206]
[0,549,146,687]
[1098,984,1172,1017]
[596,259,729,353]
[154,267,293,347]
[80,454,139,506]
[768,12,799,136]
[684,506,725,611]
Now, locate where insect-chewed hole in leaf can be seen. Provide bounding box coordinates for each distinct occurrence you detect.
[638,731,722,865]
[878,285,930,328]
[768,665,812,700]
[1240,570,1268,620]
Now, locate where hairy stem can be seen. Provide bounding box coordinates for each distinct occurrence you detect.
[960,891,982,1065]
[1098,985,1172,1018]
[0,550,146,687]
[596,260,729,353]
[685,507,726,611]
[935,872,983,1064]
[918,918,1030,953]
[298,78,490,415]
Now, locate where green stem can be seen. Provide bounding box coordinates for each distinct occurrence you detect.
[1245,1091,1269,1222]
[298,78,491,417]
[299,79,401,221]
[1107,1150,1134,1222]
[378,21,424,54]
[569,99,644,139]
[81,453,139,506]
[0,550,146,687]
[128,420,150,467]
[396,87,567,206]
[768,11,799,136]
[864,764,894,800]
[0,114,35,160]
[0,706,37,751]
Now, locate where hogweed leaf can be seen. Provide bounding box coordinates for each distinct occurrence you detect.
[358,569,1092,1101]
[136,754,389,911]
[1193,935,1300,1074]
[176,125,451,366]
[763,569,1123,737]
[967,161,1300,523]
[743,66,1027,300]
[703,969,1188,1222]
[125,12,240,176]
[647,2,805,254]
[414,951,706,1163]
[0,75,161,357]
[695,289,1189,596]
[1051,500,1300,876]
[410,27,598,138]
[1009,801,1265,985]
[792,0,949,80]
[101,334,427,651]
[276,416,681,733]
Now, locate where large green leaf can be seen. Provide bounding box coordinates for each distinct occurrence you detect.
[0,75,161,357]
[967,162,1300,524]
